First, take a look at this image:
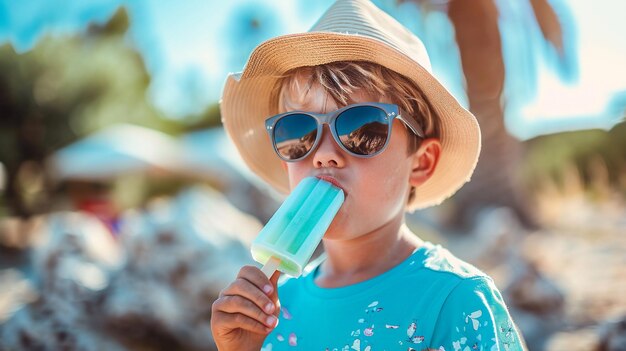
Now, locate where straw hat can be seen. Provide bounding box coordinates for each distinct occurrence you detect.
[220,0,481,210]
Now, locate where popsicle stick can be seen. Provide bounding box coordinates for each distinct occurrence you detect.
[261,256,281,277]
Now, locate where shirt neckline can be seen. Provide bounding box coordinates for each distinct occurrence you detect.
[302,241,436,299]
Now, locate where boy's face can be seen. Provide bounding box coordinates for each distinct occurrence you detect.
[280,81,432,241]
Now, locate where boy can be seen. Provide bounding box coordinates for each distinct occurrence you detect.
[212,0,525,350]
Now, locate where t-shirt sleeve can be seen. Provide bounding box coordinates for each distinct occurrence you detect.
[429,277,526,351]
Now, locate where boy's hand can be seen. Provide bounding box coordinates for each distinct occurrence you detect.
[211,266,280,351]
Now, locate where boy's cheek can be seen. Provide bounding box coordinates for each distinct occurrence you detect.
[281,161,299,191]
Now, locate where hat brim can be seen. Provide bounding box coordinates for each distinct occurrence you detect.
[221,32,481,210]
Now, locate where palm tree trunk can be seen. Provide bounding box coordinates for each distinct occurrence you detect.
[445,0,538,229]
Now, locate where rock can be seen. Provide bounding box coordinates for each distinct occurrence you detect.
[101,185,261,350]
[0,269,37,323]
[597,316,626,351]
[31,211,123,291]
[0,295,126,351]
[501,255,566,350]
[544,326,600,351]
[505,257,565,315]
[1,186,262,350]
[436,207,526,270]
[0,211,125,351]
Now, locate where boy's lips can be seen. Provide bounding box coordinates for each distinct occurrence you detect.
[315,175,348,196]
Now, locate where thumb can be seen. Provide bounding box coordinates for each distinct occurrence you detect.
[269,270,280,287]
[269,271,281,316]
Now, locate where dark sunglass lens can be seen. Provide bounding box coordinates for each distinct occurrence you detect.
[335,106,389,155]
[274,114,318,160]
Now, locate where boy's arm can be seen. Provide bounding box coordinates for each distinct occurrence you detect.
[429,277,527,351]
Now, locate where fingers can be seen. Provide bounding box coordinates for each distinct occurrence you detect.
[221,266,277,315]
[211,309,274,335]
[237,265,276,296]
[268,270,281,315]
[213,295,278,329]
[211,265,282,337]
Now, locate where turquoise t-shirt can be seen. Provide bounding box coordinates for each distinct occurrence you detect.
[262,242,525,351]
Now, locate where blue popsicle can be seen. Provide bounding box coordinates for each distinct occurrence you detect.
[251,177,345,277]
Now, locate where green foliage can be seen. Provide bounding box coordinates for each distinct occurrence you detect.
[87,6,131,36]
[183,102,222,131]
[0,7,188,216]
[522,121,626,196]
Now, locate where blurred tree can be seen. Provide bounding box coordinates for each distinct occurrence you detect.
[181,102,222,132]
[401,0,569,229]
[0,7,182,218]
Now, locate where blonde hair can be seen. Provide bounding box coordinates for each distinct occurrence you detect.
[273,61,441,209]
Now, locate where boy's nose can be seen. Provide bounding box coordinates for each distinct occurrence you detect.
[312,125,346,168]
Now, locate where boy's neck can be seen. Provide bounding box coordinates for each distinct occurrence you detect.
[316,216,423,288]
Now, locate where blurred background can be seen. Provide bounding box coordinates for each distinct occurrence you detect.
[0,0,625,350]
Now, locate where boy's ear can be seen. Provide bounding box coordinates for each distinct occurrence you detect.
[409,138,441,188]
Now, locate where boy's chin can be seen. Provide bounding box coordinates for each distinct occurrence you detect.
[322,218,354,241]
[322,222,343,241]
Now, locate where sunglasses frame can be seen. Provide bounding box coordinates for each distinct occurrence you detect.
[265,102,425,162]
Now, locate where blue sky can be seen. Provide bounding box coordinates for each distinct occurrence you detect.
[0,0,624,140]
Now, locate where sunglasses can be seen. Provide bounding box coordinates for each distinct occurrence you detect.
[265,102,424,161]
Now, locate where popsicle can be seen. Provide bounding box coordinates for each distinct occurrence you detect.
[251,177,345,277]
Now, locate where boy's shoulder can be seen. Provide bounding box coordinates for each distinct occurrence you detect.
[418,242,490,281]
